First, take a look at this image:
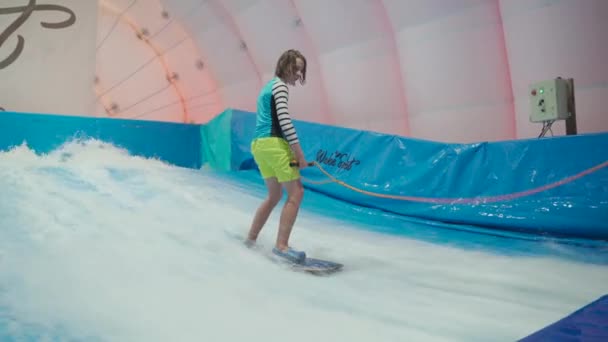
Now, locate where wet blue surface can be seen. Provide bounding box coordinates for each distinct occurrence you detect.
[212,169,608,265]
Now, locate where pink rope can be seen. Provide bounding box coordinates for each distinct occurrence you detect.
[310,160,608,205]
[411,160,608,205]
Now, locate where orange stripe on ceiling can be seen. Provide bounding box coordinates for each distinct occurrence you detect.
[98,0,189,122]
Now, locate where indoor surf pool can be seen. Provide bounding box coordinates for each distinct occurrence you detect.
[0,111,607,341]
[3,1,608,340]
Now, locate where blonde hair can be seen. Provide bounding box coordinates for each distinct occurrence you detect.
[275,49,307,85]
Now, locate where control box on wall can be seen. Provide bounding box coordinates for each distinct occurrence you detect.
[528,78,570,123]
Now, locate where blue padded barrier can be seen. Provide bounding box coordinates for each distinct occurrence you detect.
[0,111,201,169]
[226,109,608,240]
[519,294,608,341]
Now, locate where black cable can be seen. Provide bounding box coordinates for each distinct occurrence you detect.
[96,0,137,51]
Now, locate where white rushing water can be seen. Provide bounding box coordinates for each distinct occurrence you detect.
[1,140,607,342]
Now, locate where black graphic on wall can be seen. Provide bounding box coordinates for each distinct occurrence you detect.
[0,0,76,70]
[316,149,361,171]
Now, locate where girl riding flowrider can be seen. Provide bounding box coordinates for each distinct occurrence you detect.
[245,49,310,264]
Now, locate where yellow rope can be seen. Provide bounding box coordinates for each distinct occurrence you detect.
[300,160,608,204]
[301,161,415,200]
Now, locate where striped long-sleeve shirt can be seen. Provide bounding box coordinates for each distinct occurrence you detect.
[253,77,299,145]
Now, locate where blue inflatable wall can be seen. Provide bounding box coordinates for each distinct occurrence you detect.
[224,109,608,240]
[2,109,607,240]
[0,111,201,169]
[519,294,608,341]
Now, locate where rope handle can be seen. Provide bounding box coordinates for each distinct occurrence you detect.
[289,161,315,167]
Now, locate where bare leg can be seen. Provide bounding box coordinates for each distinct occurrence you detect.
[247,177,282,242]
[276,179,304,250]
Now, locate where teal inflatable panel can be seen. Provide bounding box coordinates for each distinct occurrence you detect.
[0,111,202,169]
[200,109,233,171]
[228,109,608,240]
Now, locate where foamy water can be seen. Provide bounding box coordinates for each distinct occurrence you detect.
[1,140,607,341]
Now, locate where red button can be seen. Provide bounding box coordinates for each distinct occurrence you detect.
[531,89,537,96]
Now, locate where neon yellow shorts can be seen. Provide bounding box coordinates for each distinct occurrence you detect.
[251,137,300,183]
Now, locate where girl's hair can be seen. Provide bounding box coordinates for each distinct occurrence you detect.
[275,49,307,85]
